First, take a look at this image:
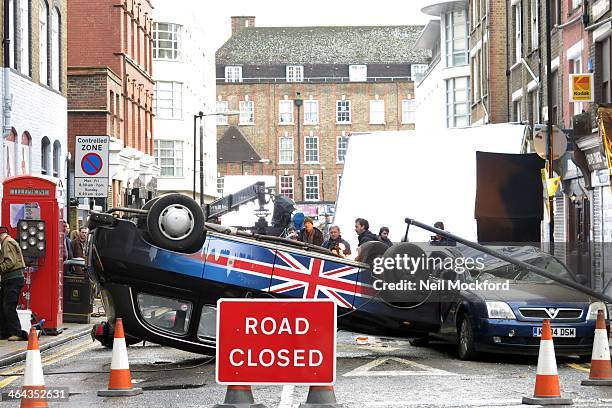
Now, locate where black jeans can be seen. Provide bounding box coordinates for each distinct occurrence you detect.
[0,276,25,338]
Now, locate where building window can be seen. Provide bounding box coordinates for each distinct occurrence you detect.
[217,177,224,196]
[601,38,611,104]
[279,135,294,164]
[216,101,228,124]
[471,51,480,102]
[153,22,181,60]
[279,100,294,124]
[225,66,242,83]
[530,91,539,124]
[279,176,294,199]
[402,99,416,124]
[349,65,367,82]
[513,99,522,122]
[304,135,319,163]
[8,0,14,69]
[41,137,50,175]
[369,99,385,124]
[51,8,60,90]
[336,100,351,123]
[571,57,583,116]
[446,77,470,128]
[154,140,184,177]
[304,100,319,124]
[571,0,580,9]
[239,100,254,124]
[514,3,522,63]
[52,140,60,177]
[19,0,29,76]
[39,1,48,85]
[530,0,538,50]
[304,174,319,201]
[445,9,468,67]
[411,64,428,82]
[286,65,303,82]
[337,136,348,163]
[551,69,559,123]
[154,81,182,119]
[21,132,31,175]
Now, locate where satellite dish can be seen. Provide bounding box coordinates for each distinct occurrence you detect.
[533,125,567,160]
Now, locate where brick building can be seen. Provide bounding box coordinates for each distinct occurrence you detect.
[67,0,157,216]
[216,17,429,205]
[0,0,69,219]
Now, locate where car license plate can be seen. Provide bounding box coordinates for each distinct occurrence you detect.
[532,327,576,338]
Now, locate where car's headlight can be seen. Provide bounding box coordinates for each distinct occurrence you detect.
[587,302,609,320]
[486,301,516,319]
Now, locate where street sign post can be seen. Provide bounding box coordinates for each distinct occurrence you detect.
[216,299,336,385]
[569,74,594,103]
[74,136,109,198]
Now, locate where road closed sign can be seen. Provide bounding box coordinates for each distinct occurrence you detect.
[75,136,109,198]
[216,299,336,385]
[570,73,594,102]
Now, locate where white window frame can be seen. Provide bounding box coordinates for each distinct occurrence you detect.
[215,101,228,125]
[39,0,48,85]
[304,100,319,124]
[19,0,29,76]
[279,175,294,199]
[154,140,184,178]
[304,135,319,164]
[514,4,522,63]
[402,99,416,124]
[286,65,303,82]
[153,22,181,60]
[530,90,539,124]
[336,100,351,123]
[154,81,183,119]
[40,137,50,175]
[52,140,60,178]
[225,66,242,83]
[337,136,349,163]
[8,0,14,70]
[411,64,428,82]
[445,10,468,67]
[51,7,60,90]
[304,174,320,202]
[349,65,367,82]
[369,99,385,124]
[530,0,538,50]
[446,77,470,128]
[239,100,254,124]
[279,135,294,164]
[279,100,294,124]
[217,177,224,196]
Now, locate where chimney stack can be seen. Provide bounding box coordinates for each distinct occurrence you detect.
[231,16,255,34]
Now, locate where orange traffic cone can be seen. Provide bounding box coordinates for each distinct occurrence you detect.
[97,319,142,397]
[299,385,343,408]
[522,319,572,405]
[213,385,267,408]
[20,328,47,408]
[581,309,612,386]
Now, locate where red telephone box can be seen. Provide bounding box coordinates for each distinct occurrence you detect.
[1,175,64,334]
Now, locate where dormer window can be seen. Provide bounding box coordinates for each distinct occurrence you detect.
[225,66,243,83]
[286,65,304,82]
[349,65,367,82]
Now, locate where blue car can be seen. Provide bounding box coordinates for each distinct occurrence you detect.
[407,244,611,360]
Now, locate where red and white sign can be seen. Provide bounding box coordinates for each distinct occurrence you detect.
[216,299,337,385]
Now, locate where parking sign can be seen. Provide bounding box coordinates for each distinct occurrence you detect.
[75,136,109,198]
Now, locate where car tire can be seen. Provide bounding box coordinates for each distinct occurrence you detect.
[146,194,205,253]
[409,336,430,347]
[457,313,478,360]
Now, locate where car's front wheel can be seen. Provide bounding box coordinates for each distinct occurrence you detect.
[457,314,478,360]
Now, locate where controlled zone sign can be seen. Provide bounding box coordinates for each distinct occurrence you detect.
[75,136,109,198]
[216,299,336,385]
[570,74,594,102]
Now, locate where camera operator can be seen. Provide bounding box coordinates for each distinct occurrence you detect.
[429,221,456,246]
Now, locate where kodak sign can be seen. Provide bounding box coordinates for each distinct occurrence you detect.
[570,74,594,103]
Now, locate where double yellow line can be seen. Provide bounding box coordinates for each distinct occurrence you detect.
[0,338,97,388]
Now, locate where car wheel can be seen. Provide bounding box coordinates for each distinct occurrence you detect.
[409,336,430,347]
[146,193,205,253]
[457,314,478,360]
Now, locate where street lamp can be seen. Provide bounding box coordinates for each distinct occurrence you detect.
[193,110,239,204]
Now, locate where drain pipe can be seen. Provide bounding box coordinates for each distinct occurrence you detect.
[1,0,12,184]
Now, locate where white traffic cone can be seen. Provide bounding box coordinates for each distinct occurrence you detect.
[581,309,612,386]
[20,327,47,408]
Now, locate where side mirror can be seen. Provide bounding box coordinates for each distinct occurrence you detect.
[64,258,86,267]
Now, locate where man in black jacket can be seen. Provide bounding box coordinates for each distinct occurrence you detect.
[378,226,392,247]
[354,218,378,247]
[322,225,351,257]
[298,217,324,246]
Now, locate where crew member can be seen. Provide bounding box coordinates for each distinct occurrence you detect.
[0,227,28,341]
[63,222,73,274]
[72,226,89,276]
[298,217,324,246]
[378,227,392,248]
[429,221,456,246]
[322,225,351,257]
[354,218,378,247]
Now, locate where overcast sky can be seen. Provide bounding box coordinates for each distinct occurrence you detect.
[207,0,435,49]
